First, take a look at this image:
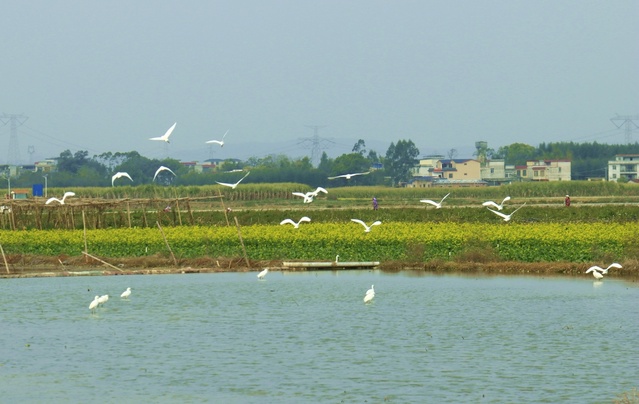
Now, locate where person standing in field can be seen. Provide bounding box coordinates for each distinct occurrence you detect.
[565,195,571,207]
[372,197,378,210]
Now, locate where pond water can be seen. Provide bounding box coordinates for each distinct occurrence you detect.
[1,271,637,403]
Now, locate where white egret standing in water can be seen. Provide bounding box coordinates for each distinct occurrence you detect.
[120,287,131,298]
[586,267,604,280]
[364,285,375,303]
[89,295,100,313]
[257,268,269,280]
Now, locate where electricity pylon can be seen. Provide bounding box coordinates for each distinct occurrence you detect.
[1,113,29,165]
[611,114,639,144]
[298,125,334,167]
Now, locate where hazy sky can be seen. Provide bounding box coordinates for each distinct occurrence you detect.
[1,0,638,166]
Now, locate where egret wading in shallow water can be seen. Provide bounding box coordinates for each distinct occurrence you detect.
[111,172,133,187]
[120,287,131,298]
[482,196,511,211]
[586,267,604,280]
[97,294,109,307]
[45,191,75,205]
[280,216,311,228]
[364,285,375,303]
[89,295,100,313]
[149,122,176,143]
[587,262,622,275]
[365,285,374,296]
[153,166,176,182]
[215,171,250,189]
[420,193,450,209]
[257,268,269,280]
[487,203,526,222]
[351,219,381,233]
[205,129,229,147]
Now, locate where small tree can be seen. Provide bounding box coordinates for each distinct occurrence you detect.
[385,139,419,186]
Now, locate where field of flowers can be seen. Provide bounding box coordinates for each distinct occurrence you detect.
[1,221,636,263]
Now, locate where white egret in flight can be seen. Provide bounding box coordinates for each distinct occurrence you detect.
[587,263,622,275]
[482,196,511,211]
[351,219,382,233]
[111,172,133,187]
[206,129,229,147]
[153,166,176,182]
[149,122,176,143]
[328,172,370,180]
[280,216,311,228]
[292,187,328,203]
[486,203,526,222]
[215,172,250,189]
[420,193,450,209]
[45,191,75,205]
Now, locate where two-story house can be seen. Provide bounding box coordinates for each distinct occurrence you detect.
[608,154,639,182]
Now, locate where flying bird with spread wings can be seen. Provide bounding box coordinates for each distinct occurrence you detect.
[111,172,133,187]
[153,166,176,182]
[149,122,176,143]
[215,171,250,189]
[328,171,370,180]
[206,129,229,147]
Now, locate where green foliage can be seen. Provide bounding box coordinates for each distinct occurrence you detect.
[385,139,419,185]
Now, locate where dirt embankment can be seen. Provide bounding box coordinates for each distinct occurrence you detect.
[1,255,638,280]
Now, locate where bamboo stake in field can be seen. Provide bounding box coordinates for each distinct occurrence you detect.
[219,189,230,226]
[82,210,89,263]
[81,251,123,272]
[0,242,10,274]
[126,201,132,228]
[234,216,250,268]
[156,221,178,267]
[175,198,182,226]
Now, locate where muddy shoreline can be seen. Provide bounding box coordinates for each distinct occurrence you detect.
[1,255,638,280]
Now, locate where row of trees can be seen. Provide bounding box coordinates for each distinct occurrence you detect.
[4,139,420,189]
[4,140,639,189]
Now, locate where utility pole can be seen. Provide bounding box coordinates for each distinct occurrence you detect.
[298,125,334,167]
[0,113,28,165]
[610,114,639,144]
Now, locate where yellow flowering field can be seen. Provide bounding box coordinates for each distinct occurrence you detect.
[0,221,636,263]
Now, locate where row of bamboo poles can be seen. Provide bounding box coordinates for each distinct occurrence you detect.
[0,195,228,231]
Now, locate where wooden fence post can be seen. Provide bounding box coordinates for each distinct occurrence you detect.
[156,221,178,267]
[234,216,250,268]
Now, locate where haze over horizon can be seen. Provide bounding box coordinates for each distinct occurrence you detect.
[1,1,638,166]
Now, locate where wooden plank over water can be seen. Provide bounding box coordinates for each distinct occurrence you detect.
[282,261,380,270]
